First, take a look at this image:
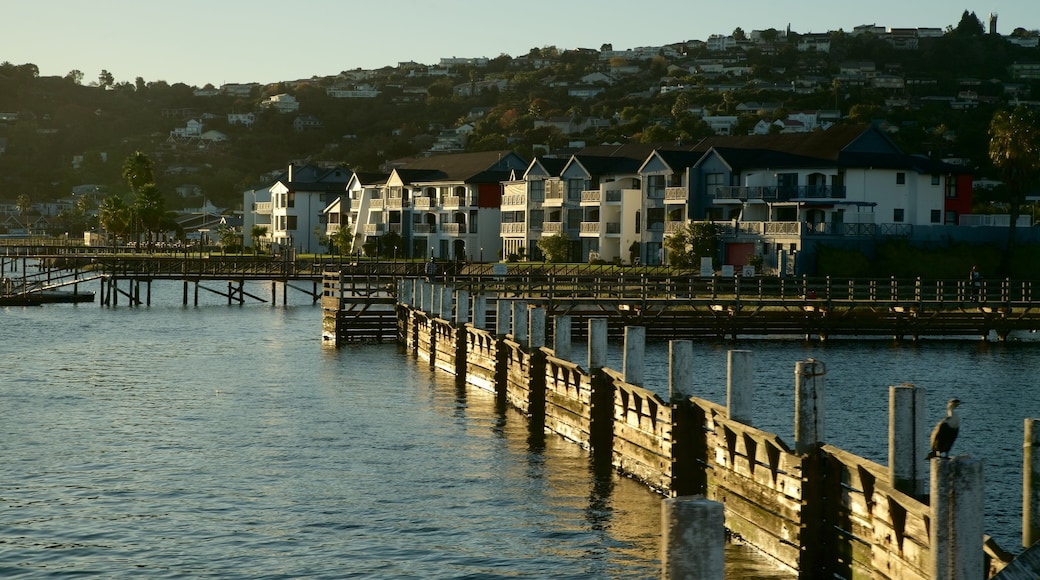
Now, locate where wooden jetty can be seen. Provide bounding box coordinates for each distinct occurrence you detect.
[322,264,1040,344]
[392,282,1040,578]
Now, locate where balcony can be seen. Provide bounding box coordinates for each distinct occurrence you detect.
[581,190,601,204]
[253,201,272,215]
[665,221,686,234]
[542,221,563,234]
[350,198,364,211]
[369,198,384,209]
[544,190,564,207]
[413,223,435,234]
[501,222,526,235]
[387,197,404,210]
[713,185,847,202]
[502,193,527,208]
[443,196,463,209]
[442,222,464,235]
[664,187,687,203]
[363,223,385,234]
[389,223,402,234]
[414,197,432,210]
[604,189,623,203]
[580,221,600,235]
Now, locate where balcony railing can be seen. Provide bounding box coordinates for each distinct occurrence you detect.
[665,221,686,234]
[389,223,402,234]
[713,185,847,201]
[387,198,404,210]
[350,199,364,211]
[363,223,385,234]
[501,222,526,235]
[253,201,272,214]
[581,190,601,203]
[413,223,435,234]
[502,193,527,207]
[605,189,623,203]
[369,198,384,209]
[443,196,463,209]
[542,221,563,234]
[413,197,432,210]
[580,221,600,235]
[544,191,564,206]
[665,187,687,202]
[442,223,464,235]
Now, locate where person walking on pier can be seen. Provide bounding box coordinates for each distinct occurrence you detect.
[426,257,438,282]
[970,265,981,301]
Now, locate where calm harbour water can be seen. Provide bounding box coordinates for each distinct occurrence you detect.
[3,279,1039,577]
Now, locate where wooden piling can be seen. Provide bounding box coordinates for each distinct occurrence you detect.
[890,383,927,497]
[661,496,724,580]
[623,326,645,387]
[795,359,826,454]
[727,349,753,425]
[1025,418,1040,548]
[930,456,984,579]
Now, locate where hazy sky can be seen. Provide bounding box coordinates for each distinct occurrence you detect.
[4,1,1036,88]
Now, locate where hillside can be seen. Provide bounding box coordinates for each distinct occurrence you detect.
[0,10,1037,217]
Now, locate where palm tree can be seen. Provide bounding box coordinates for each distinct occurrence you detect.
[121,151,154,194]
[134,183,165,248]
[250,225,269,254]
[98,194,132,243]
[988,106,1040,274]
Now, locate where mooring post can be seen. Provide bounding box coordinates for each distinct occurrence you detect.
[930,456,984,580]
[795,359,826,454]
[669,340,693,402]
[661,495,725,580]
[455,290,470,325]
[511,300,528,347]
[588,318,608,370]
[727,349,754,425]
[1025,418,1040,548]
[439,286,453,320]
[472,294,487,330]
[623,326,645,387]
[423,281,435,316]
[553,315,572,361]
[414,279,424,311]
[496,299,510,338]
[889,383,927,497]
[528,306,545,348]
[398,277,412,307]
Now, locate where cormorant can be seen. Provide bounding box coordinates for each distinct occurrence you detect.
[926,398,961,459]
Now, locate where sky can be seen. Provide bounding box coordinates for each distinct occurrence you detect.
[4,0,1037,88]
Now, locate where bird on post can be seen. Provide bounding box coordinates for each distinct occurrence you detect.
[926,398,961,459]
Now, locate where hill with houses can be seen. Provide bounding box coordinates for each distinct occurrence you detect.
[0,9,1037,239]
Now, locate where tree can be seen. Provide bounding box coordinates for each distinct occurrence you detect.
[121,151,154,193]
[16,193,31,216]
[217,221,241,253]
[134,183,166,247]
[536,232,571,263]
[988,106,1040,274]
[98,69,114,88]
[250,225,269,254]
[952,10,985,37]
[330,224,353,256]
[664,222,719,269]
[98,194,132,241]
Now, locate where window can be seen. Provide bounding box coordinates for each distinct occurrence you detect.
[530,209,543,228]
[287,191,295,208]
[287,215,298,230]
[705,173,725,194]
[893,208,904,222]
[931,209,941,223]
[647,208,664,231]
[529,180,544,201]
[896,172,906,185]
[931,174,941,186]
[567,179,585,202]
[647,175,665,198]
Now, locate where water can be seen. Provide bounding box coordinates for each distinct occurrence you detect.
[3,280,1038,577]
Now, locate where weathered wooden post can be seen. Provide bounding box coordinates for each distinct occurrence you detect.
[472,294,487,330]
[423,280,435,315]
[589,318,608,370]
[529,306,545,348]
[588,318,612,458]
[455,290,469,325]
[661,496,725,580]
[398,277,412,307]
[511,300,528,347]
[727,349,753,425]
[795,359,826,454]
[1025,418,1040,548]
[553,315,572,361]
[439,286,453,320]
[623,326,645,387]
[930,456,984,579]
[889,383,927,497]
[669,340,693,402]
[496,299,510,337]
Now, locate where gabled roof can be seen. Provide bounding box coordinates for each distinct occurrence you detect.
[524,156,568,179]
[399,150,528,182]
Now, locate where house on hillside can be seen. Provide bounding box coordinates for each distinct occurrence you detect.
[246,164,353,254]
[349,150,528,260]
